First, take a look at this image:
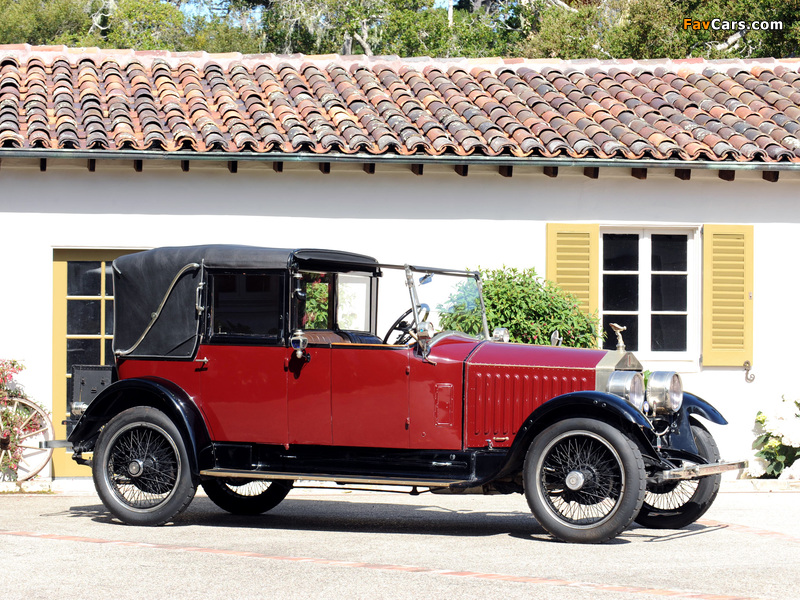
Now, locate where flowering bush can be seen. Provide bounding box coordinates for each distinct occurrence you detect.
[748,396,800,479]
[0,360,49,481]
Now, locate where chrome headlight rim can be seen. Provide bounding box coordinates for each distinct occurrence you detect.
[647,371,683,415]
[606,371,646,414]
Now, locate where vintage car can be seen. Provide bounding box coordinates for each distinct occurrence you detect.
[62,245,744,543]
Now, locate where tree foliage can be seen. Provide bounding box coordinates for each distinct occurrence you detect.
[438,267,601,349]
[0,0,798,59]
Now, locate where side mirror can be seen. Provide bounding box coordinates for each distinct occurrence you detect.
[550,330,563,347]
[290,331,309,359]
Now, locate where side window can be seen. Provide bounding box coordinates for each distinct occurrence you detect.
[301,272,333,330]
[337,274,371,331]
[210,271,283,341]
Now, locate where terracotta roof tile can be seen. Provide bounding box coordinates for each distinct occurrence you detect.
[1,46,800,163]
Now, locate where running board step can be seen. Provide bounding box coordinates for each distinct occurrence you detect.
[200,468,461,488]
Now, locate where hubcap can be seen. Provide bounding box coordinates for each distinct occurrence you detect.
[128,459,144,477]
[565,470,586,491]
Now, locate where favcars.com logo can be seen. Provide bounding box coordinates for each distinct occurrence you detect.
[683,18,784,31]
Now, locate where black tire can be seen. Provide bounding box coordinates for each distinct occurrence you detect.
[635,424,721,529]
[201,479,292,515]
[92,406,196,526]
[524,418,646,544]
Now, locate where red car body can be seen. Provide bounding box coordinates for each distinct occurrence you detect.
[66,245,744,543]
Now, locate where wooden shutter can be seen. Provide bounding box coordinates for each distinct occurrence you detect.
[702,224,753,366]
[546,223,599,314]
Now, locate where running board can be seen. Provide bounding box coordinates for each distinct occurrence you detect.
[654,460,747,483]
[200,468,460,488]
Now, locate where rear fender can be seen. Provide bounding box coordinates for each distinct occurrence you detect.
[67,377,213,476]
[491,391,656,480]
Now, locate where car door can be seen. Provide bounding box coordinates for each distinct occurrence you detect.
[330,345,411,448]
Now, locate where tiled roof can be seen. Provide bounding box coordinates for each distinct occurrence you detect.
[2,45,800,162]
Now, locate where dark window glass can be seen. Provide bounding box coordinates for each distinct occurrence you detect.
[105,263,114,296]
[651,275,687,311]
[212,272,282,338]
[105,300,114,335]
[651,315,687,351]
[603,234,638,271]
[67,262,101,296]
[67,339,101,373]
[603,274,638,311]
[652,235,687,271]
[602,315,638,351]
[67,300,101,335]
[105,339,115,366]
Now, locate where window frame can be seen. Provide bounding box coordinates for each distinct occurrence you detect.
[205,269,286,346]
[599,226,701,366]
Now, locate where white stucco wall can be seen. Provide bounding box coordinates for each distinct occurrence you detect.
[1,157,797,470]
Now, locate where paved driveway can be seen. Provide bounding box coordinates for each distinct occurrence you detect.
[0,484,798,600]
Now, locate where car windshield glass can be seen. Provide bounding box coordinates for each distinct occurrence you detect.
[416,270,483,336]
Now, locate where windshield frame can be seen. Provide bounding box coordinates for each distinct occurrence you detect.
[377,262,491,345]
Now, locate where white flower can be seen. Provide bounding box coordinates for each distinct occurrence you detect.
[745,455,768,478]
[778,461,800,481]
[762,398,800,449]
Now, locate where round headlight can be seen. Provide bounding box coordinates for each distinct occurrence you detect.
[606,371,646,414]
[647,371,683,415]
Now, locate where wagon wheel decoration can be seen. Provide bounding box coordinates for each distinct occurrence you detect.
[0,396,54,482]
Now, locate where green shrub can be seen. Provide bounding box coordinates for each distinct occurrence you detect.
[438,267,601,348]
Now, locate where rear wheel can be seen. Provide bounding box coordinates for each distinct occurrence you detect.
[524,418,646,544]
[635,424,721,529]
[93,407,196,526]
[202,479,292,515]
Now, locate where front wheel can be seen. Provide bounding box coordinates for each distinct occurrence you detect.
[93,407,196,526]
[635,424,721,529]
[524,418,646,543]
[201,479,292,515]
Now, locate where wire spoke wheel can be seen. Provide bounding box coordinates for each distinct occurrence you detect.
[539,432,624,527]
[0,397,54,482]
[202,478,292,515]
[93,407,196,526]
[524,418,645,544]
[635,424,721,529]
[105,423,180,510]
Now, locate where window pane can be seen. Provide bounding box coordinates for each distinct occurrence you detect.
[105,300,114,335]
[651,275,687,311]
[602,315,638,351]
[651,315,687,351]
[302,272,332,330]
[212,273,282,337]
[338,274,370,331]
[105,263,114,296]
[67,261,101,296]
[67,338,101,373]
[603,274,638,311]
[652,235,687,271]
[105,339,115,366]
[67,300,101,335]
[603,234,638,271]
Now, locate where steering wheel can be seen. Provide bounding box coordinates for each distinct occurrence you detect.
[382,303,430,345]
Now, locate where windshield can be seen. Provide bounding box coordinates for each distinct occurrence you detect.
[377,265,488,342]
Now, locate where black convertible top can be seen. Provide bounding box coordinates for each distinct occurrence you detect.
[112,245,379,359]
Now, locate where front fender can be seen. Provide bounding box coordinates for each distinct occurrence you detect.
[663,392,728,459]
[487,391,655,482]
[68,377,213,475]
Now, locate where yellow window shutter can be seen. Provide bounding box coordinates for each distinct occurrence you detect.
[546,223,599,314]
[702,224,753,366]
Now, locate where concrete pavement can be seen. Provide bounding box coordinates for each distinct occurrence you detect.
[0,480,798,600]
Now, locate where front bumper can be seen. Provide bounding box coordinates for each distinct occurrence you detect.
[653,460,747,484]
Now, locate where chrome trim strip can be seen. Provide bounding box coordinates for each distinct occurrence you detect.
[200,468,459,488]
[655,460,747,482]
